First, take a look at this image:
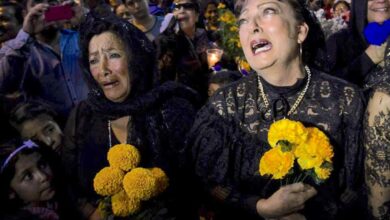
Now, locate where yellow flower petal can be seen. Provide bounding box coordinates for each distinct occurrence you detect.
[149,167,169,196]
[259,147,294,179]
[111,190,141,217]
[314,166,332,180]
[295,127,334,170]
[217,3,226,9]
[93,167,124,196]
[123,168,158,201]
[268,119,309,149]
[108,144,141,172]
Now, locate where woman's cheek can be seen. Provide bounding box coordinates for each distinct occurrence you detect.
[90,66,100,80]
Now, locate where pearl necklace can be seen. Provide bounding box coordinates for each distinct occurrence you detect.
[257,65,311,117]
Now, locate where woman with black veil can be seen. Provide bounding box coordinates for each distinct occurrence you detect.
[62,11,198,219]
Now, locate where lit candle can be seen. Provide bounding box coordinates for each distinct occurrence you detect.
[209,54,219,67]
[207,49,223,69]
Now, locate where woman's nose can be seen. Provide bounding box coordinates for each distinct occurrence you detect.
[251,16,262,34]
[99,57,110,76]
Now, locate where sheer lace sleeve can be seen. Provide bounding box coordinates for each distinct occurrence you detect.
[188,99,269,219]
[364,91,390,219]
[340,84,366,191]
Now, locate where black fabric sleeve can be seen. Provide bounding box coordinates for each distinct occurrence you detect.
[188,104,264,218]
[61,102,97,211]
[338,84,366,217]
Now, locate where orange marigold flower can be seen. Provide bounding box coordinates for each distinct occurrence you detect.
[259,147,294,179]
[93,167,124,196]
[149,167,169,196]
[268,119,308,149]
[314,165,332,180]
[123,168,158,201]
[111,190,141,217]
[108,144,140,172]
[295,127,334,170]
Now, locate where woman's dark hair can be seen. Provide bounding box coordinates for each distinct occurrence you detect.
[9,101,57,131]
[286,0,326,68]
[79,10,157,100]
[234,0,326,69]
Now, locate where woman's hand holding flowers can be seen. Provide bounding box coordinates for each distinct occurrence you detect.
[256,183,317,219]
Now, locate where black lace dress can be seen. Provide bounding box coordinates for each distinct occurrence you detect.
[362,39,390,220]
[188,68,365,219]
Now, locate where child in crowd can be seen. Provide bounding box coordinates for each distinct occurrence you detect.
[0,139,81,220]
[9,102,63,153]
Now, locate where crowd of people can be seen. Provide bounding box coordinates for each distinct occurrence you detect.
[0,0,388,219]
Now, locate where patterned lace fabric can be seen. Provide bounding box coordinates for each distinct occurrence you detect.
[362,38,390,220]
[364,38,390,95]
[188,68,365,219]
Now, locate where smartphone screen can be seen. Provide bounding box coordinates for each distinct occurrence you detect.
[44,5,74,22]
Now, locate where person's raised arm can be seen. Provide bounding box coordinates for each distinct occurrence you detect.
[0,3,49,93]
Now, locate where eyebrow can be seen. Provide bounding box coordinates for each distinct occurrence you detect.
[89,48,118,57]
[256,1,282,9]
[241,1,283,16]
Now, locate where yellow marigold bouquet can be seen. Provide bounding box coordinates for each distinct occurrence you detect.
[93,144,169,217]
[259,119,334,184]
[216,3,251,74]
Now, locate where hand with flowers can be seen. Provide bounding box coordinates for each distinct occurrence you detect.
[258,119,335,218]
[256,183,317,218]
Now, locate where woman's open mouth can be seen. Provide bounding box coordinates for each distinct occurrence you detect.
[251,39,272,55]
[102,81,120,89]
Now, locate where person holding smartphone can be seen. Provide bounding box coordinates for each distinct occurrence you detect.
[0,0,88,126]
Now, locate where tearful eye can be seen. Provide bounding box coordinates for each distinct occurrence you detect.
[109,53,121,59]
[237,18,248,27]
[89,58,98,65]
[263,7,277,15]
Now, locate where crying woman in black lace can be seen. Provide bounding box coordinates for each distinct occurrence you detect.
[188,0,365,219]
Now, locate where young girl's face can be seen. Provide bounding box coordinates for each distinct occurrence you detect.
[9,152,55,203]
